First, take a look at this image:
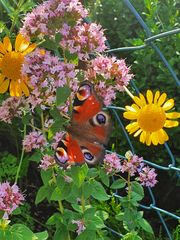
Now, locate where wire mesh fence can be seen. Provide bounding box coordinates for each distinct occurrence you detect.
[104,0,180,239]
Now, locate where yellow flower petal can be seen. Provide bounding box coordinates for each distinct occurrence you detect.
[139,93,146,105]
[154,91,160,104]
[164,120,179,128]
[22,43,37,55]
[9,80,16,96]
[145,132,151,146]
[126,122,140,134]
[163,99,174,111]
[160,129,169,142]
[146,90,153,104]
[166,112,180,119]
[21,81,29,96]
[3,36,12,52]
[140,131,146,143]
[158,93,167,106]
[0,78,9,93]
[0,42,7,54]
[123,111,138,120]
[151,132,159,145]
[15,34,29,52]
[133,129,142,137]
[0,74,5,85]
[132,104,140,111]
[133,96,144,107]
[125,105,138,112]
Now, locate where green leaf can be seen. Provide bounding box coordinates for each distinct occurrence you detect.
[51,187,63,201]
[122,231,142,240]
[91,180,110,201]
[86,216,105,230]
[35,231,48,240]
[75,230,96,240]
[22,113,32,125]
[41,169,53,186]
[50,108,61,120]
[10,224,34,240]
[47,213,62,226]
[49,118,65,135]
[82,181,93,199]
[71,164,88,188]
[138,218,153,234]
[95,210,109,221]
[99,169,110,187]
[110,179,126,189]
[29,151,42,163]
[131,181,144,201]
[40,36,57,51]
[56,86,71,106]
[64,50,78,65]
[35,186,49,204]
[53,225,69,240]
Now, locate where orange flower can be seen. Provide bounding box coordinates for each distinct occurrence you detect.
[0,34,36,97]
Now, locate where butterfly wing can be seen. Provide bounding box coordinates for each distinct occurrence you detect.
[55,81,111,167]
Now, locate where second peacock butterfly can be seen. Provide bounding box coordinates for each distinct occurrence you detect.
[55,81,112,167]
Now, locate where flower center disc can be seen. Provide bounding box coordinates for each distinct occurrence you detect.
[1,52,24,81]
[137,104,166,132]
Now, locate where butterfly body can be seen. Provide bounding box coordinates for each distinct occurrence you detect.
[55,81,111,167]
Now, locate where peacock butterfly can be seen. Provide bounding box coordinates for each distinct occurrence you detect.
[55,81,112,167]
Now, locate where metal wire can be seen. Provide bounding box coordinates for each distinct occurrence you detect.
[105,0,180,238]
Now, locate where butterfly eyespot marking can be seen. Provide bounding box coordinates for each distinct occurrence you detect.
[92,111,109,126]
[55,147,69,164]
[81,148,95,162]
[76,84,91,101]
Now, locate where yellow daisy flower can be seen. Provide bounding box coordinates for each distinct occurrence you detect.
[123,90,180,146]
[0,34,36,97]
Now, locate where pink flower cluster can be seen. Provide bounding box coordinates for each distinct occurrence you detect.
[39,155,56,170]
[20,0,88,38]
[0,97,25,123]
[121,152,144,176]
[72,219,86,235]
[60,22,107,60]
[22,48,76,110]
[138,166,157,187]
[103,151,157,188]
[23,131,47,152]
[0,182,24,218]
[52,131,65,149]
[85,56,133,105]
[103,153,121,174]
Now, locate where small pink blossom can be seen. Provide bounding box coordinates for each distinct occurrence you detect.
[39,155,56,170]
[60,22,107,60]
[85,56,133,105]
[52,131,65,149]
[72,219,86,235]
[23,131,47,152]
[138,166,157,187]
[0,97,26,123]
[103,153,121,174]
[0,182,24,219]
[20,0,88,38]
[120,151,144,176]
[22,48,76,110]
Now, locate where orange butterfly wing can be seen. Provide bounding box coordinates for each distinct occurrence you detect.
[55,81,111,167]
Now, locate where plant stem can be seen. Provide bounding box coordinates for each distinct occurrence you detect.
[123,86,134,99]
[15,124,26,184]
[41,112,46,136]
[52,169,64,214]
[9,0,24,34]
